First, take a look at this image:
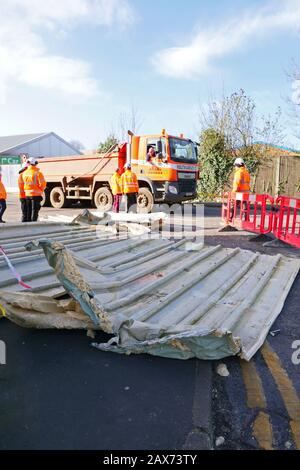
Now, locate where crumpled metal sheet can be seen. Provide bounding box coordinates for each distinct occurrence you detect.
[0,213,167,296]
[19,238,300,361]
[0,291,100,330]
[40,209,168,226]
[0,221,143,296]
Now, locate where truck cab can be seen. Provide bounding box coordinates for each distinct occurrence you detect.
[130,129,199,211]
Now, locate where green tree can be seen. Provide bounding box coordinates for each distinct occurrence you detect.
[198,128,233,200]
[97,133,118,153]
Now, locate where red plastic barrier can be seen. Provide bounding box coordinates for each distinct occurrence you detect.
[222,192,274,234]
[273,196,300,248]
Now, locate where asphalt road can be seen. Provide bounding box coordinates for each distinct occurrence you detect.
[212,271,300,450]
[1,195,300,450]
[0,321,212,450]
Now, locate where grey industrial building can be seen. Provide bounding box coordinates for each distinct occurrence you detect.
[0,132,82,191]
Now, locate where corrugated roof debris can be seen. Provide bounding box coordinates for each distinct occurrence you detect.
[0,214,299,361]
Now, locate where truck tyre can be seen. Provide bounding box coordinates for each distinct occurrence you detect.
[137,187,154,213]
[41,192,46,207]
[93,187,113,211]
[50,186,68,209]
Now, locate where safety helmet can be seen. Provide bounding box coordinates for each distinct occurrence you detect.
[28,157,38,165]
[234,157,245,166]
[124,163,131,169]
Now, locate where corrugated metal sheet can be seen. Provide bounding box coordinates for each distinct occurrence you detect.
[1,221,298,361]
[0,222,137,296]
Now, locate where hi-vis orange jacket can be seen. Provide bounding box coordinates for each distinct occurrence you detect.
[0,180,7,200]
[22,166,46,197]
[121,170,139,194]
[18,173,26,199]
[232,166,250,192]
[110,172,122,195]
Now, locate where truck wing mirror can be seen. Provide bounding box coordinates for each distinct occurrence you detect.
[156,140,163,154]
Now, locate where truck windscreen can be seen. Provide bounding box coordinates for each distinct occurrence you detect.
[169,138,198,163]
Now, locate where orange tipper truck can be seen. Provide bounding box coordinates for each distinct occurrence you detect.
[38,129,199,212]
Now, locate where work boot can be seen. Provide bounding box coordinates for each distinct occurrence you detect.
[0,220,6,223]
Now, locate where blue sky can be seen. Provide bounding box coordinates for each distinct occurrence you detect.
[0,0,300,149]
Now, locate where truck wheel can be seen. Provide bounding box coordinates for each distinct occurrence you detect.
[50,187,68,209]
[137,187,154,213]
[93,187,113,211]
[41,192,46,207]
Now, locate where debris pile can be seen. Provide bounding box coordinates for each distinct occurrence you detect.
[0,210,299,361]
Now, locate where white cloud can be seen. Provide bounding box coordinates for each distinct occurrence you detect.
[0,0,135,102]
[19,56,99,98]
[152,0,300,79]
[4,0,135,28]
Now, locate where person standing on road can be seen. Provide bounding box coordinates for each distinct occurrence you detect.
[0,175,7,223]
[110,168,123,213]
[230,157,250,221]
[121,163,139,213]
[18,161,29,222]
[23,157,46,222]
[232,158,250,193]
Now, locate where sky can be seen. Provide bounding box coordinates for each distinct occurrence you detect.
[0,0,300,150]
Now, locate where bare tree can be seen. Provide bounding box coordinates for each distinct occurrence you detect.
[199,88,285,175]
[256,108,284,147]
[199,89,284,149]
[117,105,143,141]
[97,106,143,153]
[69,139,85,152]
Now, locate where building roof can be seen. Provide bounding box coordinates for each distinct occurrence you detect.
[0,132,83,155]
[0,133,47,154]
[253,141,300,156]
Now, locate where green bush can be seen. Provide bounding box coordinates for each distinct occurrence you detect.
[197,129,233,200]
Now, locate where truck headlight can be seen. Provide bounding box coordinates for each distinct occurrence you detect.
[169,185,178,194]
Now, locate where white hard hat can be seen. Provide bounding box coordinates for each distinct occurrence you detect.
[28,157,38,165]
[124,162,131,169]
[234,157,245,166]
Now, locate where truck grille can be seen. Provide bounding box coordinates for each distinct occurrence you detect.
[178,180,197,194]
